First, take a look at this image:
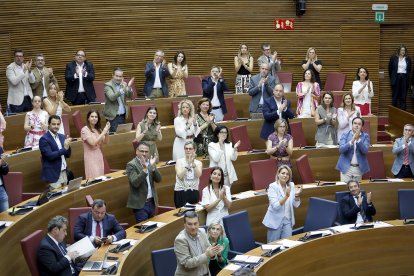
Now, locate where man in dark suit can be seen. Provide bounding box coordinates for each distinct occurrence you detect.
[143,50,170,98]
[126,141,162,222]
[65,50,96,105]
[202,65,229,122]
[39,115,72,190]
[340,180,376,224]
[260,83,294,140]
[0,147,9,213]
[74,199,126,246]
[248,62,276,117]
[37,215,79,276]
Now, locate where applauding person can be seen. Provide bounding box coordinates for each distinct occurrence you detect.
[352,67,374,115]
[302,47,323,87]
[168,51,188,97]
[43,83,71,135]
[135,106,162,162]
[174,141,203,208]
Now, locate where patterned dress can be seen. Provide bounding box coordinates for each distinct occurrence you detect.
[168,69,186,97]
[195,113,214,157]
[24,110,48,148]
[267,132,293,167]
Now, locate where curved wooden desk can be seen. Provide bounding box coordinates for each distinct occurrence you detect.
[81,180,414,275]
[218,220,414,276]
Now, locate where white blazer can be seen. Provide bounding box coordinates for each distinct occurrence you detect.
[6,62,34,106]
[208,142,238,184]
[262,181,300,230]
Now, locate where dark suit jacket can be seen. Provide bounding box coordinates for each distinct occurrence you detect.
[0,147,9,190]
[260,96,294,140]
[248,73,276,113]
[126,157,162,210]
[143,62,170,97]
[37,234,76,276]
[39,131,71,183]
[340,192,376,224]
[202,77,229,114]
[64,61,96,103]
[388,55,412,87]
[73,211,126,243]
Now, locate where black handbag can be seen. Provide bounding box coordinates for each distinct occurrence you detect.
[66,168,75,183]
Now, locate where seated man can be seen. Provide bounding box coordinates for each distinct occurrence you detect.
[37,215,80,276]
[74,199,126,247]
[340,180,376,224]
[174,211,222,276]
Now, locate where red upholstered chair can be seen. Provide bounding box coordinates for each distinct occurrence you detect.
[103,154,120,174]
[171,100,181,117]
[249,159,278,190]
[61,113,71,137]
[85,195,94,207]
[156,205,175,215]
[3,172,23,206]
[278,72,293,91]
[22,193,41,201]
[324,72,346,91]
[229,124,252,152]
[362,150,386,180]
[21,229,44,276]
[199,167,214,199]
[68,207,91,243]
[93,81,106,103]
[362,120,371,136]
[223,97,238,121]
[290,121,307,147]
[130,104,154,129]
[333,94,343,109]
[296,154,316,184]
[72,110,85,137]
[184,75,203,96]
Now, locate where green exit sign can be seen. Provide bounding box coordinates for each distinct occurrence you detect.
[375,11,385,23]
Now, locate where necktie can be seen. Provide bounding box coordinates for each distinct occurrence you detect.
[356,196,367,222]
[267,56,271,63]
[59,243,76,274]
[96,221,101,238]
[404,142,409,165]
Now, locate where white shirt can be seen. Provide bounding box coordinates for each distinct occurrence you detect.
[47,234,72,263]
[397,57,407,74]
[174,158,201,191]
[352,196,364,224]
[49,130,67,171]
[75,63,85,92]
[211,81,220,107]
[153,64,162,88]
[201,185,232,226]
[36,67,48,97]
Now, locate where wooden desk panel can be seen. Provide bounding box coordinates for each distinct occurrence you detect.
[387,105,414,140]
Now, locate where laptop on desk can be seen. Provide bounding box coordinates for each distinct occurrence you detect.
[82,247,110,271]
[66,177,83,193]
[115,123,133,134]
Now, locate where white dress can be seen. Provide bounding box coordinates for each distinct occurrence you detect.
[201,185,232,226]
[208,142,238,186]
[172,116,200,161]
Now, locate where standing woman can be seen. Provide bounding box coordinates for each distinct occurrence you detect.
[194,98,216,157]
[207,222,229,276]
[302,47,323,87]
[208,125,240,188]
[174,141,202,208]
[296,69,320,118]
[0,104,6,148]
[81,110,110,179]
[167,51,188,97]
[234,43,254,94]
[337,92,361,143]
[201,166,232,226]
[173,99,200,161]
[315,91,338,146]
[135,106,162,162]
[352,67,374,115]
[266,119,293,168]
[389,45,412,110]
[43,83,71,135]
[24,96,49,148]
[262,165,302,243]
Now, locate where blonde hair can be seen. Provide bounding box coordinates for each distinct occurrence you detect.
[276,165,292,184]
[305,47,318,60]
[177,99,195,118]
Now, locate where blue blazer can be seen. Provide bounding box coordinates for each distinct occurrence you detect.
[39,132,71,183]
[340,191,376,224]
[262,182,300,230]
[143,62,170,97]
[73,211,126,243]
[336,130,370,175]
[64,60,96,103]
[260,96,294,140]
[391,137,414,175]
[37,234,76,276]
[202,77,228,114]
[248,73,276,113]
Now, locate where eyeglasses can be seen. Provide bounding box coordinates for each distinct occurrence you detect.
[36,59,45,62]
[76,54,85,57]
